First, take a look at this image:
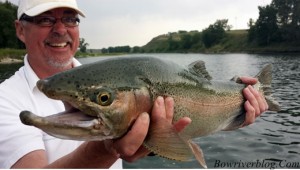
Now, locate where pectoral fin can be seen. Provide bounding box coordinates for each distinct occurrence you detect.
[187,140,207,168]
[143,118,207,168]
[143,118,194,161]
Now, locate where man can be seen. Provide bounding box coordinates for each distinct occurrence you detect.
[0,0,268,168]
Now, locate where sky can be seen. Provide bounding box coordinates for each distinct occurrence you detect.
[7,0,272,49]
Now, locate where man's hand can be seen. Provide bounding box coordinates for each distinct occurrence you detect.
[106,96,191,163]
[152,96,192,132]
[104,112,150,162]
[240,76,269,126]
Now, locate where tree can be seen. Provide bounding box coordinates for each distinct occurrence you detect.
[272,0,300,41]
[254,5,279,45]
[191,32,201,45]
[132,46,141,53]
[249,0,300,45]
[101,48,108,54]
[167,35,180,51]
[247,18,256,42]
[180,33,192,50]
[0,1,22,48]
[79,38,89,53]
[202,19,229,48]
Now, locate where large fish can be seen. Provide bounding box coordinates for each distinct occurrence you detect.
[20,57,280,168]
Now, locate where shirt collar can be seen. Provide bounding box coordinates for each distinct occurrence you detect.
[24,55,82,92]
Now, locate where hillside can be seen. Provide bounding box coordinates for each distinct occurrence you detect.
[141,29,300,53]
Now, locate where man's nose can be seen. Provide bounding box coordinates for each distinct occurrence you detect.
[52,19,67,35]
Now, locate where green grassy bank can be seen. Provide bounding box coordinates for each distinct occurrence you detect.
[0,49,26,61]
[141,29,300,54]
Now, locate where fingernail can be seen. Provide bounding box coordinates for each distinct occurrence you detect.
[141,112,150,123]
[156,96,164,106]
[165,96,174,103]
[244,86,250,93]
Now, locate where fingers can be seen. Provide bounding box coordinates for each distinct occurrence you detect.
[248,85,268,114]
[165,97,174,123]
[243,86,260,116]
[173,117,192,132]
[151,96,166,121]
[240,76,269,127]
[153,96,191,132]
[152,96,174,124]
[242,85,269,127]
[121,146,149,163]
[239,76,258,85]
[243,86,268,116]
[242,101,255,126]
[103,140,120,159]
[113,112,150,157]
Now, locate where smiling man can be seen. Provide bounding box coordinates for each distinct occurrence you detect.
[16,7,82,79]
[0,0,268,168]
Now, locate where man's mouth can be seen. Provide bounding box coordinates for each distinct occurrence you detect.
[47,42,69,48]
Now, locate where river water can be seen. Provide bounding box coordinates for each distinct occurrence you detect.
[0,53,299,169]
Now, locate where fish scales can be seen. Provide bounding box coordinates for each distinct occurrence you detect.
[19,56,280,168]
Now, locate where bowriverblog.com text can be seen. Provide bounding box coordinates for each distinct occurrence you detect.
[214,159,299,169]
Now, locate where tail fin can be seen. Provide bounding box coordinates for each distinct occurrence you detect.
[255,64,280,111]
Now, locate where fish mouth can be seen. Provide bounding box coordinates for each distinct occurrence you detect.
[32,80,113,140]
[19,105,112,141]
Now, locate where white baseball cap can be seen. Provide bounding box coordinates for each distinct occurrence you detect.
[18,0,86,19]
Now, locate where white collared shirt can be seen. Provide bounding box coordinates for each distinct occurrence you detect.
[0,55,122,168]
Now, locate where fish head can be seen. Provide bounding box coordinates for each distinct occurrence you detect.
[22,69,152,141]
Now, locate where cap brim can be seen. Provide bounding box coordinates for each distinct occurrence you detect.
[24,2,85,18]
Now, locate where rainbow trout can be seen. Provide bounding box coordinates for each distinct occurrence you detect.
[20,57,280,168]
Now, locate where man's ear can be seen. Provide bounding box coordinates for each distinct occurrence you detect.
[15,20,26,43]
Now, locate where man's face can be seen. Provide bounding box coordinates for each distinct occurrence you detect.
[19,8,80,70]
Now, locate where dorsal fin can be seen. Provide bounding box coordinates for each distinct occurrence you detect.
[188,60,212,80]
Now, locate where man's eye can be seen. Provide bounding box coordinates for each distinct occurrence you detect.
[65,18,72,23]
[64,17,76,23]
[37,17,53,24]
[62,17,80,26]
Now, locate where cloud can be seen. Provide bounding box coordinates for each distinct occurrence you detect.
[77,0,271,48]
[7,0,272,48]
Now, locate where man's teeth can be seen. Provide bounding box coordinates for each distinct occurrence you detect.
[49,42,68,47]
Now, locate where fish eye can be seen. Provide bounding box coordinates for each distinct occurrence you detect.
[97,92,113,106]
